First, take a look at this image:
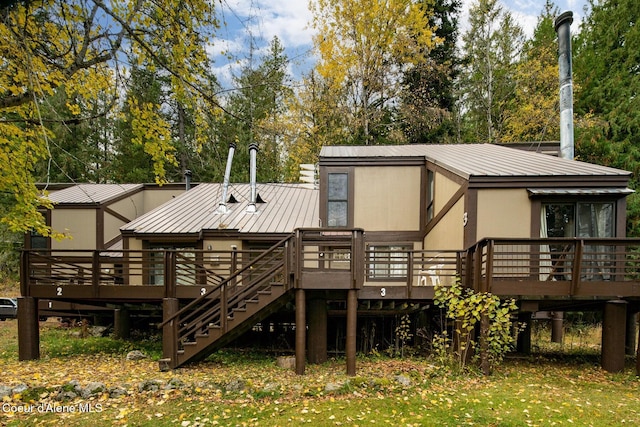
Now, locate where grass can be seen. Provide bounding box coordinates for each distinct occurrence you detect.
[0,319,638,426]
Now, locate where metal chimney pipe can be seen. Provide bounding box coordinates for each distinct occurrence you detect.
[217,142,236,214]
[555,11,574,160]
[246,143,258,213]
[184,169,192,190]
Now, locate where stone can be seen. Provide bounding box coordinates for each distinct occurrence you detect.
[324,382,343,393]
[81,382,106,398]
[138,379,163,392]
[276,355,296,370]
[126,350,147,361]
[225,378,246,393]
[394,374,411,387]
[0,385,13,399]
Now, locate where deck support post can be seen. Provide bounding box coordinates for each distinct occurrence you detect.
[602,300,627,373]
[114,308,131,339]
[346,289,357,376]
[295,289,306,375]
[551,311,564,344]
[308,297,327,365]
[161,298,179,371]
[625,311,637,356]
[516,312,532,354]
[18,297,40,361]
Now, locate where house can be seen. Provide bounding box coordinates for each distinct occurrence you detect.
[19,143,639,374]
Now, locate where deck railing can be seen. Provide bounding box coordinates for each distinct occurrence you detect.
[20,236,640,300]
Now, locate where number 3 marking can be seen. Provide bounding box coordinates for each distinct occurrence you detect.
[380,288,386,297]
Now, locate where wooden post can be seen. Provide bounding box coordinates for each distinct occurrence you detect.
[551,312,564,344]
[346,289,357,376]
[161,298,179,370]
[92,251,100,297]
[18,297,40,361]
[164,251,176,298]
[295,289,306,375]
[602,300,627,373]
[308,297,327,364]
[114,308,131,339]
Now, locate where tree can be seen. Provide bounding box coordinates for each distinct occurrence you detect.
[502,1,559,142]
[310,0,438,145]
[458,0,524,143]
[573,0,640,235]
[399,0,461,144]
[0,0,220,236]
[213,37,292,183]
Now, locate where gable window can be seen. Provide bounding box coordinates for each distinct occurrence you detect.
[327,172,348,227]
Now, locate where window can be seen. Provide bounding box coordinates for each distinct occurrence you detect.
[427,170,435,222]
[367,245,411,280]
[541,202,615,281]
[30,231,48,252]
[542,202,614,238]
[327,173,348,227]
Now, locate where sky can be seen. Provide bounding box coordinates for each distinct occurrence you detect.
[212,0,590,90]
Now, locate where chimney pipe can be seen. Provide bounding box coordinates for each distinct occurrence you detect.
[246,143,258,213]
[555,11,574,160]
[184,169,192,190]
[217,142,236,214]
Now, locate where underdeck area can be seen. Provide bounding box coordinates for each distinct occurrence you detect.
[18,229,640,374]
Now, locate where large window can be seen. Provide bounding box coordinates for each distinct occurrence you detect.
[541,202,615,281]
[367,245,411,280]
[542,202,614,238]
[327,173,348,227]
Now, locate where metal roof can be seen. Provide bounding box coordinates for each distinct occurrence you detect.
[47,184,143,205]
[320,144,631,179]
[121,183,319,235]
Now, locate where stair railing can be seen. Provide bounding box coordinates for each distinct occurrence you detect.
[158,234,293,347]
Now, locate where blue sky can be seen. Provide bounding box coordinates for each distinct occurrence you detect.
[212,0,589,90]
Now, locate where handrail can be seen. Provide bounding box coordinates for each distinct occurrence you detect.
[158,233,294,329]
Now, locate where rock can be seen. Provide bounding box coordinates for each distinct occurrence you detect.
[108,386,127,398]
[126,350,147,361]
[324,382,343,393]
[225,378,246,393]
[81,382,106,398]
[56,391,78,401]
[89,326,108,337]
[138,379,163,392]
[394,374,411,387]
[164,378,184,390]
[276,355,296,370]
[12,383,28,394]
[0,385,13,399]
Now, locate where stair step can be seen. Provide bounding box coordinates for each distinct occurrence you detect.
[182,341,198,347]
[195,333,208,339]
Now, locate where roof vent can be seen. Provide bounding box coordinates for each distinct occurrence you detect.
[217,143,236,214]
[555,11,574,160]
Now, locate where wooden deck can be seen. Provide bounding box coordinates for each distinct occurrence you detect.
[20,233,640,304]
[17,230,640,372]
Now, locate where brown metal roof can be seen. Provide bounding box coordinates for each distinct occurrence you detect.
[121,183,319,235]
[48,184,143,205]
[320,144,631,179]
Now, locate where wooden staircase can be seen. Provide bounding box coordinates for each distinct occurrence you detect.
[159,236,294,370]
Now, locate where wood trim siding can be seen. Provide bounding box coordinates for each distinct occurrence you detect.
[424,183,468,238]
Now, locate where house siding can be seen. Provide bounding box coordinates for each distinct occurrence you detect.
[353,166,422,231]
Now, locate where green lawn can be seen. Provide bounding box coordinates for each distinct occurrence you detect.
[1,319,638,426]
